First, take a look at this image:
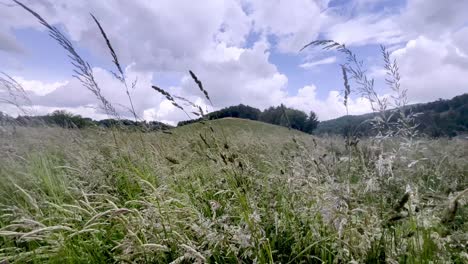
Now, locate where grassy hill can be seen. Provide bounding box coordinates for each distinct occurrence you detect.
[0,118,467,263]
[315,93,468,137]
[173,117,313,141]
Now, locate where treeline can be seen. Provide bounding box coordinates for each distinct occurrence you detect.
[178,104,319,134]
[0,110,172,131]
[315,93,468,137]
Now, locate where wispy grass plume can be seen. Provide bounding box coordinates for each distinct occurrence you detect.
[13,0,118,118]
[189,70,212,106]
[91,13,140,122]
[0,72,32,115]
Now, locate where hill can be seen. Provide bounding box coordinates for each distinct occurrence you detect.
[177,104,319,134]
[315,93,468,137]
[1,114,467,263]
[173,117,312,139]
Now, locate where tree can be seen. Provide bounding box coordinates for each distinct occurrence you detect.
[210,104,261,120]
[47,110,94,128]
[284,107,308,131]
[260,106,285,126]
[260,105,318,134]
[304,111,319,133]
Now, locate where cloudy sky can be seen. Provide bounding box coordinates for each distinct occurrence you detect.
[0,0,467,124]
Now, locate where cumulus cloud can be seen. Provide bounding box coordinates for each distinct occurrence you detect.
[392,33,468,102]
[246,0,325,52]
[323,0,468,103]
[15,77,68,96]
[284,85,373,120]
[39,0,251,73]
[179,40,288,109]
[400,0,468,37]
[23,65,166,118]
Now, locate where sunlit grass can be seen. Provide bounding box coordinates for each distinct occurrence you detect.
[0,119,466,263]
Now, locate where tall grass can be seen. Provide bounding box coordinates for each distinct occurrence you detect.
[0,123,466,263]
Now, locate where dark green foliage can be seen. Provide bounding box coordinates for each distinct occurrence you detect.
[12,110,96,128]
[411,94,468,137]
[305,111,320,133]
[212,104,261,120]
[47,110,95,129]
[315,94,468,137]
[260,105,310,132]
[178,104,262,126]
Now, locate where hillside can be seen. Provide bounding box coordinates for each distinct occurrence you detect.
[173,117,312,140]
[177,104,319,134]
[315,93,468,137]
[1,115,467,263]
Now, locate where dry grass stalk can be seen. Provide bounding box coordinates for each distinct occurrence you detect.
[173,95,205,117]
[151,86,183,111]
[302,40,385,114]
[151,85,201,122]
[0,72,32,115]
[302,39,420,139]
[394,191,410,212]
[341,65,351,115]
[189,70,212,106]
[90,14,124,81]
[91,14,140,122]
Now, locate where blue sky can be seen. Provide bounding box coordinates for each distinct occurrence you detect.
[1,0,467,124]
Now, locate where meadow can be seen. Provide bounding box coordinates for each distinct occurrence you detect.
[0,118,467,263]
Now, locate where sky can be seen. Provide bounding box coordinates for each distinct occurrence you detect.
[0,0,467,125]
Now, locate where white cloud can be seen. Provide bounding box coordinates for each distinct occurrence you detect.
[12,65,161,119]
[392,33,468,102]
[246,0,325,52]
[178,40,289,109]
[284,85,373,120]
[325,14,404,46]
[299,56,336,69]
[0,1,61,54]
[400,0,468,38]
[0,0,252,74]
[15,77,68,96]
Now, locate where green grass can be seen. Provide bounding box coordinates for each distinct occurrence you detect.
[0,118,467,263]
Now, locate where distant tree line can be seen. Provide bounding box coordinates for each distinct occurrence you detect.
[315,93,468,138]
[178,104,320,134]
[0,110,172,131]
[4,93,464,137]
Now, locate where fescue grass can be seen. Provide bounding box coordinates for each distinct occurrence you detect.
[0,119,467,263]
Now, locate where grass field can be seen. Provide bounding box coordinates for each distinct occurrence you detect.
[0,118,467,263]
